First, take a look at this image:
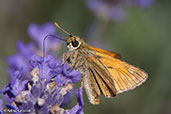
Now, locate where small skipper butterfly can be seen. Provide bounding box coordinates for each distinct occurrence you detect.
[44,22,148,105]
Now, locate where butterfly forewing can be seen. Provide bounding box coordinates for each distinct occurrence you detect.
[88,46,121,59]
[100,57,147,94]
[88,46,148,94]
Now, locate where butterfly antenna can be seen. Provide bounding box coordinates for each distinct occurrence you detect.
[43,34,66,57]
[54,21,72,37]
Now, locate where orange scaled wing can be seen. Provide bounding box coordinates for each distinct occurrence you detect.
[88,46,148,94]
[88,46,121,59]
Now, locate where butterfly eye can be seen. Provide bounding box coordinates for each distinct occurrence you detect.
[72,40,79,47]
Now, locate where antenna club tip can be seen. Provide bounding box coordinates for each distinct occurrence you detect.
[54,21,71,36]
[54,21,60,28]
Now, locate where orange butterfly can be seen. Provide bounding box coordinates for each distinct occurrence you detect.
[49,22,148,104]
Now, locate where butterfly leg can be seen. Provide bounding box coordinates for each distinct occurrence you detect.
[62,53,67,66]
[62,53,76,71]
[67,59,81,71]
[62,52,71,66]
[61,53,68,66]
[81,75,85,88]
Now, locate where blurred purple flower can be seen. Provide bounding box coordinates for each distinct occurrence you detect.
[28,22,62,54]
[0,99,4,114]
[134,0,154,8]
[7,41,35,78]
[68,87,84,114]
[0,70,28,103]
[85,0,154,21]
[1,71,27,98]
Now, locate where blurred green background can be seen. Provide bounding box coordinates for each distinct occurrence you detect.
[0,0,171,114]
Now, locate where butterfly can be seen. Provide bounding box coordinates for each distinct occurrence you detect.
[44,22,148,105]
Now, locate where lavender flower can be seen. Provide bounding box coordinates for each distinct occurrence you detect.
[0,70,28,103]
[29,55,81,106]
[134,0,154,8]
[28,22,62,55]
[30,55,81,85]
[7,41,35,78]
[68,87,84,114]
[85,0,154,21]
[1,55,83,114]
[1,22,84,114]
[0,99,4,113]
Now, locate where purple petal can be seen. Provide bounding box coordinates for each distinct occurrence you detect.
[1,70,28,101]
[110,7,126,22]
[61,88,74,106]
[30,55,43,68]
[54,74,71,86]
[7,41,35,78]
[76,87,84,107]
[62,63,82,83]
[35,104,49,114]
[16,41,34,58]
[85,0,102,11]
[134,0,154,8]
[30,55,81,84]
[69,87,84,114]
[27,22,61,51]
[0,99,4,113]
[85,0,154,21]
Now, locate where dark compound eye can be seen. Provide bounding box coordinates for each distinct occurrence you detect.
[72,40,79,47]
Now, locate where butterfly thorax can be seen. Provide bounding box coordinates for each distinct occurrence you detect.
[65,36,89,74]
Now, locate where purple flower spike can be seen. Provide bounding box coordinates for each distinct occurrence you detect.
[134,0,154,8]
[30,54,82,85]
[1,66,82,113]
[62,88,74,106]
[16,41,35,59]
[1,70,28,101]
[52,63,82,86]
[85,0,154,21]
[0,99,5,114]
[7,41,35,78]
[76,87,84,107]
[28,22,62,54]
[62,63,82,83]
[30,55,54,81]
[68,87,84,114]
[85,0,126,21]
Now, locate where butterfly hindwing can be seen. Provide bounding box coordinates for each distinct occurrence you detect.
[83,68,100,104]
[87,56,117,97]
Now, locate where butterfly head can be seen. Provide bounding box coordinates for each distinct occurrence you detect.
[66,35,84,51]
[53,22,84,51]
